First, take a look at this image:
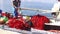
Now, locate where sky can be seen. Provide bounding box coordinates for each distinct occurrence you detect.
[0,0,58,4]
[21,0,57,3]
[10,0,58,3]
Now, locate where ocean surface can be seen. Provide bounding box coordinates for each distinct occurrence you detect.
[0,1,55,17]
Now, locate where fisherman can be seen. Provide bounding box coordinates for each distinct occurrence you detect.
[51,0,60,20]
[13,0,21,17]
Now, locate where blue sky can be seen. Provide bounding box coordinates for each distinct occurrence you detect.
[0,0,58,4]
[21,0,57,3]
